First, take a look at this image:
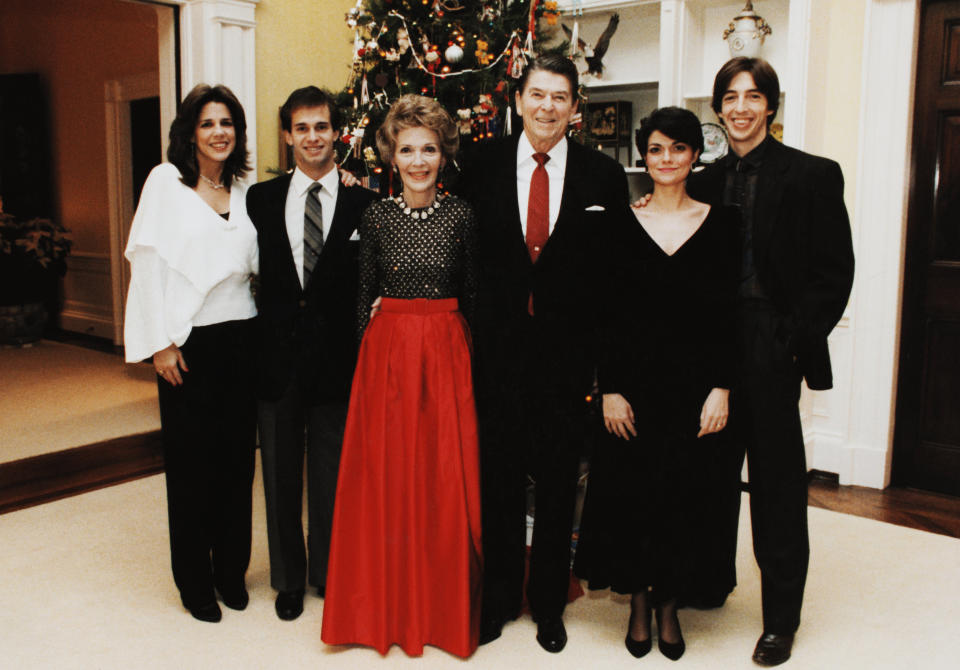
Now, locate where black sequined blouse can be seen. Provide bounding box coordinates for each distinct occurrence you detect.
[357,195,478,336]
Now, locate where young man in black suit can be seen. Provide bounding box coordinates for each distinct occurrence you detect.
[246,87,376,621]
[685,58,854,666]
[458,54,629,653]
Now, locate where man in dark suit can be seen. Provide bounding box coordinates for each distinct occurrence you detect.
[458,54,629,653]
[246,87,376,621]
[685,58,854,666]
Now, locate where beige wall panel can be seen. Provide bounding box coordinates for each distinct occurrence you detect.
[254,0,356,177]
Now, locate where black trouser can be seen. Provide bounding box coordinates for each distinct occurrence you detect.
[478,387,585,622]
[156,319,256,610]
[257,379,347,594]
[734,302,809,635]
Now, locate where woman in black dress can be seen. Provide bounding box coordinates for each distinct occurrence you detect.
[574,107,739,660]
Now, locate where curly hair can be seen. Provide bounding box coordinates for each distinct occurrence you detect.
[167,84,250,188]
[375,94,459,166]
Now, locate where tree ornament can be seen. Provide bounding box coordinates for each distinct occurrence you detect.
[444,44,464,63]
[425,49,440,64]
[544,1,560,27]
[367,39,380,51]
[397,28,411,54]
[456,108,473,135]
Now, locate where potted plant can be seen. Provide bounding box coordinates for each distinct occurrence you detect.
[0,197,72,345]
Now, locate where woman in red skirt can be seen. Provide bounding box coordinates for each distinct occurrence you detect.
[321,95,481,658]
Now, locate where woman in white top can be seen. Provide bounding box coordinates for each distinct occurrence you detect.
[124,84,258,623]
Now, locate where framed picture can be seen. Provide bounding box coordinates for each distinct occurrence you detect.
[585,100,632,164]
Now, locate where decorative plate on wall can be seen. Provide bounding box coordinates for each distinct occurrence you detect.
[701,122,729,163]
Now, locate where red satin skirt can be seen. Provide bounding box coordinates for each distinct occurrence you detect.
[321,297,482,658]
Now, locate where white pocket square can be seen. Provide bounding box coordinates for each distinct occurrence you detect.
[585,205,606,211]
[349,230,361,241]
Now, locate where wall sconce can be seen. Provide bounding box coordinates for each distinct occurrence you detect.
[723,1,772,58]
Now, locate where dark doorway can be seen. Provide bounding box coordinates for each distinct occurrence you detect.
[893,0,960,496]
[0,73,53,219]
[130,96,161,207]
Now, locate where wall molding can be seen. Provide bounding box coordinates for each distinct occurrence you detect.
[806,0,920,489]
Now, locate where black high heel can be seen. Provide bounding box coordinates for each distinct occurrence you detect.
[625,592,652,658]
[625,633,653,658]
[655,605,685,661]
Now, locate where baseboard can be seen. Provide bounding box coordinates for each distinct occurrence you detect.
[60,308,115,340]
[0,431,163,514]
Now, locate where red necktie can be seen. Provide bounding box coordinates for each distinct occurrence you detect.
[526,152,550,262]
[526,152,549,315]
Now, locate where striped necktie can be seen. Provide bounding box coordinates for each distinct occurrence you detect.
[303,182,324,285]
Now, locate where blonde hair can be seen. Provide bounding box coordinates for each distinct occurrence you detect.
[376,94,459,166]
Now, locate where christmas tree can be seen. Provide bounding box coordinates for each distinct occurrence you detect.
[335,0,578,190]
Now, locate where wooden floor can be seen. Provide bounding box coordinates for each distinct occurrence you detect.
[1,438,958,540]
[808,476,960,539]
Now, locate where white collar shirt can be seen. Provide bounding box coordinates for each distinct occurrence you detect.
[516,131,567,236]
[285,165,340,287]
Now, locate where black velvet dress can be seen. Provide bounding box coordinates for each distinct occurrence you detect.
[574,203,739,603]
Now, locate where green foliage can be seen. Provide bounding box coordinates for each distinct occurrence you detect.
[336,0,565,183]
[0,211,72,271]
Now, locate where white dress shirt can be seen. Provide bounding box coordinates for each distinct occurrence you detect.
[285,165,340,287]
[515,131,568,236]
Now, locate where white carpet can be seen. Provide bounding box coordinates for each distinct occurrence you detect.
[0,340,159,461]
[0,469,958,669]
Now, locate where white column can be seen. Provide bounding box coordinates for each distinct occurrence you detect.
[808,0,920,488]
[174,0,260,180]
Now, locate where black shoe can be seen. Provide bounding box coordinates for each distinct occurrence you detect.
[625,634,652,659]
[188,601,222,623]
[316,585,325,599]
[655,605,685,661]
[535,617,567,653]
[216,584,249,611]
[478,609,515,645]
[752,632,794,666]
[275,589,304,621]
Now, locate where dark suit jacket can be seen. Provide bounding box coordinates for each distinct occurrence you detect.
[688,138,854,390]
[458,135,629,403]
[247,173,377,403]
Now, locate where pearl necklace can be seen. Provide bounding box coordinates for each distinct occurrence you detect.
[200,174,225,190]
[395,194,443,220]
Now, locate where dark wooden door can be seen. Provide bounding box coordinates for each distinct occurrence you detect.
[894,0,960,495]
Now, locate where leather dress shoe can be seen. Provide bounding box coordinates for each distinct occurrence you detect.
[188,601,222,623]
[535,617,567,653]
[216,584,249,611]
[316,585,325,599]
[275,589,304,621]
[752,632,794,666]
[479,610,519,646]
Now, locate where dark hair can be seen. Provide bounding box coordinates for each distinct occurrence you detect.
[376,94,459,165]
[167,84,249,188]
[636,106,704,161]
[516,53,579,98]
[711,57,780,127]
[280,86,342,132]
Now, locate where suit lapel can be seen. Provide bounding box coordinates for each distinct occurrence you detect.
[497,136,528,263]
[553,141,585,241]
[753,139,790,273]
[263,173,302,295]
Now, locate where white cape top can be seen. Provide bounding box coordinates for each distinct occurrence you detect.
[123,163,258,362]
